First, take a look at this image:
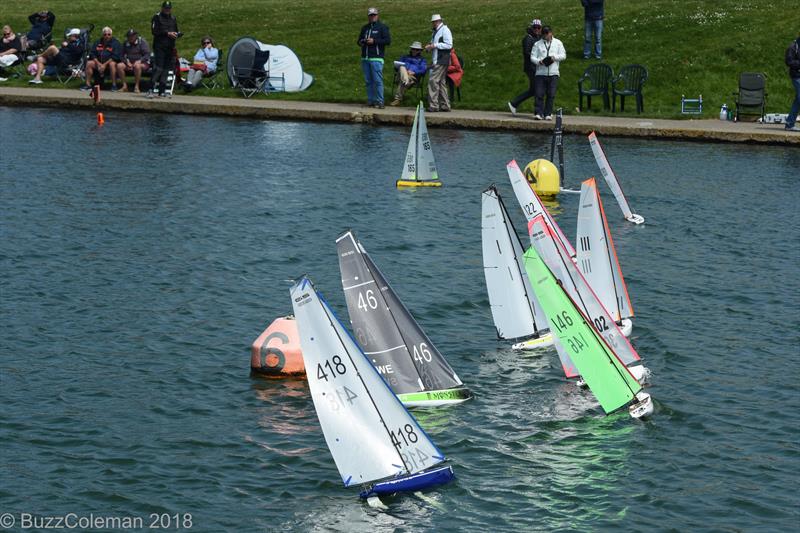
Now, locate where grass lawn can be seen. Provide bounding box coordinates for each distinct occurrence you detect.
[2,0,797,119]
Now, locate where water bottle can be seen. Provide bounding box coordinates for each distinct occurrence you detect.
[719,104,728,121]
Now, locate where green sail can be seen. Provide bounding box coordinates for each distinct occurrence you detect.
[523,246,641,414]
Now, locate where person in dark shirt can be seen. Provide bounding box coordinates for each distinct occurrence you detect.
[26,10,56,50]
[357,7,391,108]
[150,0,180,97]
[83,26,123,91]
[116,29,151,93]
[29,27,83,84]
[508,19,543,114]
[582,0,604,59]
[0,25,22,76]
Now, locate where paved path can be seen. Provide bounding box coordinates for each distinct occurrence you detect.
[1,87,797,145]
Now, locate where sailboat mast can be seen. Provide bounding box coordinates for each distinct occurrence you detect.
[318,292,412,475]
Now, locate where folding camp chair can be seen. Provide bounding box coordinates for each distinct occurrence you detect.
[733,72,767,122]
[57,25,94,85]
[201,49,224,89]
[232,48,270,98]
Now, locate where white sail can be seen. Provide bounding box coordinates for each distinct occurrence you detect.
[399,106,420,182]
[506,159,575,256]
[528,215,641,367]
[588,132,643,223]
[291,277,445,486]
[481,186,548,340]
[416,106,439,182]
[576,178,634,322]
[399,104,439,183]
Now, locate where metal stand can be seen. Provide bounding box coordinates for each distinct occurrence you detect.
[681,94,702,114]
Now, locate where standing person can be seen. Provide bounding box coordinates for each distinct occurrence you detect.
[83,27,122,91]
[357,7,391,108]
[507,19,543,115]
[530,26,566,120]
[117,29,150,93]
[150,0,180,98]
[389,41,426,106]
[582,0,604,60]
[425,14,452,112]
[785,34,800,132]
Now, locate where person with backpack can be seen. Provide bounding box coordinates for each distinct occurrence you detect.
[785,34,800,132]
[357,7,391,108]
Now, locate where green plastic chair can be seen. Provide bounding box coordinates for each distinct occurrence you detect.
[612,64,648,113]
[578,63,613,111]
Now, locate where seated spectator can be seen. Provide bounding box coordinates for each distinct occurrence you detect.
[83,26,122,91]
[446,48,462,92]
[116,28,150,93]
[389,41,427,106]
[0,25,22,79]
[29,28,84,84]
[183,36,218,92]
[26,10,56,51]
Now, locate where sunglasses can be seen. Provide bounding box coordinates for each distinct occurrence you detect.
[203,41,211,44]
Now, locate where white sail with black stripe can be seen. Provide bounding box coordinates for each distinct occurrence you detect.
[481,185,548,340]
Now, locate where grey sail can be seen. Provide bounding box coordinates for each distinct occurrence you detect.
[337,231,463,395]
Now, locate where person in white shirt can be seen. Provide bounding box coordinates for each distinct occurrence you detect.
[424,14,453,112]
[530,26,566,120]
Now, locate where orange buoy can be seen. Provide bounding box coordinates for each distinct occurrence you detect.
[97,112,105,125]
[251,316,305,377]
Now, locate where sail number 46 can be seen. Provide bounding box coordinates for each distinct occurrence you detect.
[357,290,378,312]
[412,342,433,363]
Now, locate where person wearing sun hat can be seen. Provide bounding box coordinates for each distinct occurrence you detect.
[357,7,391,108]
[508,18,543,115]
[389,41,427,106]
[425,14,453,112]
[28,27,83,84]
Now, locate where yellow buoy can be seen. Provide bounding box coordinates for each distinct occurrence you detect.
[524,159,560,197]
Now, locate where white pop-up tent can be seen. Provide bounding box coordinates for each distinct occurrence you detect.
[227,36,314,93]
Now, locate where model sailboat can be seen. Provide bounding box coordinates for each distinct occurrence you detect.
[522,249,654,419]
[528,215,650,384]
[576,178,635,336]
[336,230,471,407]
[481,186,553,350]
[397,103,441,188]
[290,276,456,499]
[506,159,574,256]
[588,132,645,224]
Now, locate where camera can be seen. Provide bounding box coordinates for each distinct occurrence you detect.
[176,31,184,38]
